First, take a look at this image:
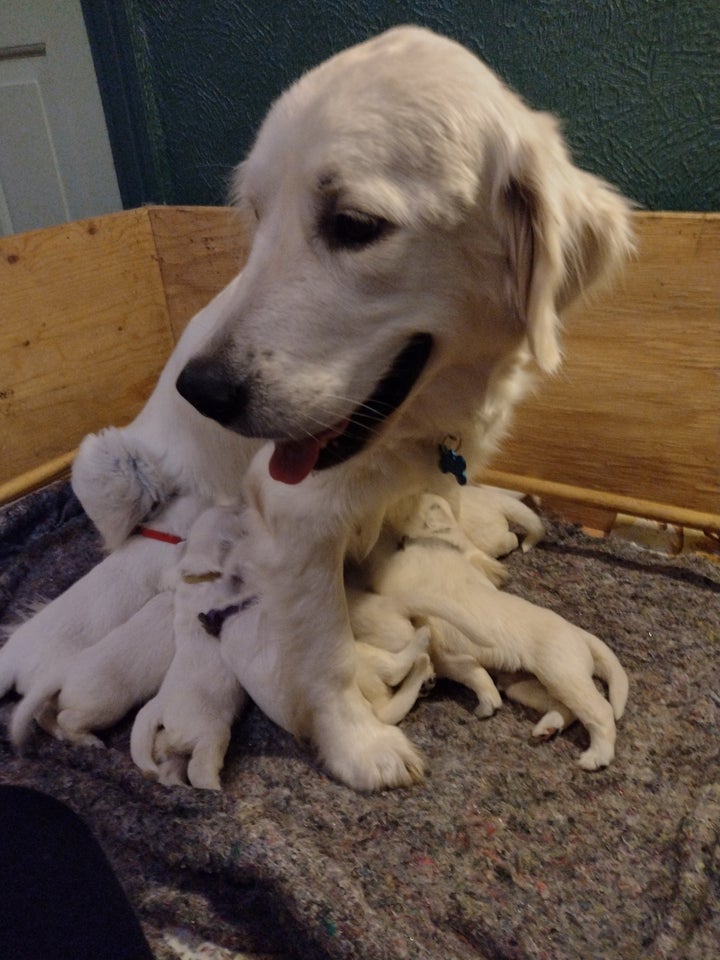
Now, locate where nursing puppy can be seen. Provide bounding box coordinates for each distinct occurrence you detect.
[458,485,545,558]
[352,621,434,725]
[5,27,632,789]
[371,494,629,769]
[131,505,247,790]
[9,592,175,750]
[1,495,201,718]
[220,450,550,788]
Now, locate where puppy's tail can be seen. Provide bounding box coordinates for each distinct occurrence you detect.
[393,592,495,651]
[129,699,162,781]
[586,632,629,720]
[10,679,62,752]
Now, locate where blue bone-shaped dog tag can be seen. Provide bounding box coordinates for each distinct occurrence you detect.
[438,442,467,485]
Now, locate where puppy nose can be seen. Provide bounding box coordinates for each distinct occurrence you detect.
[176,357,248,425]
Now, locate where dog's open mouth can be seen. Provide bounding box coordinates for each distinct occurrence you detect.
[269,333,433,484]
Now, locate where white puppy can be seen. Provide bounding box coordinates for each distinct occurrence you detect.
[7,26,632,789]
[130,505,247,791]
[458,485,545,557]
[348,592,434,725]
[9,591,175,750]
[367,494,629,769]
[1,495,201,714]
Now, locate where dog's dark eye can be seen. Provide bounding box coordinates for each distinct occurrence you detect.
[327,211,389,250]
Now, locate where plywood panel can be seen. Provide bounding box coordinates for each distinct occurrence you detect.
[0,209,173,486]
[147,205,248,342]
[491,213,720,520]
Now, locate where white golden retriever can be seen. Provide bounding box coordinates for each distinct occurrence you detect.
[2,26,632,789]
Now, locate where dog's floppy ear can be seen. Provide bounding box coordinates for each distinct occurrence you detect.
[495,114,634,373]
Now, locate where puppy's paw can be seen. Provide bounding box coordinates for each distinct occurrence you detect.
[187,766,222,791]
[577,742,614,771]
[187,739,229,791]
[474,685,503,718]
[419,656,436,697]
[532,710,566,740]
[55,710,105,748]
[473,679,503,718]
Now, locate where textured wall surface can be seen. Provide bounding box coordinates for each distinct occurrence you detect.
[124,0,718,210]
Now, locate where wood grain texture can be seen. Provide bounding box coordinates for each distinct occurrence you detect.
[491,212,719,522]
[0,209,174,488]
[147,205,248,342]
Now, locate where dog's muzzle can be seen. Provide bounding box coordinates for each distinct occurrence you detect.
[176,333,434,484]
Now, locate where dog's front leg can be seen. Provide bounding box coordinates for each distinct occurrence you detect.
[240,456,425,791]
[309,648,426,792]
[300,567,426,791]
[248,544,425,791]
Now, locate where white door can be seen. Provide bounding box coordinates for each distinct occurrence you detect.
[0,0,122,236]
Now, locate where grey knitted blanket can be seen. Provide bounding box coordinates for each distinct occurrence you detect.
[1,482,719,959]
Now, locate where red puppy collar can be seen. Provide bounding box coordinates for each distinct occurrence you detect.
[135,525,185,545]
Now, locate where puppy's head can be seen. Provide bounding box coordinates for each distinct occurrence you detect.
[181,504,246,574]
[176,26,633,484]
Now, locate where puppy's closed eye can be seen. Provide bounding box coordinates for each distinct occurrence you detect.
[323,210,392,250]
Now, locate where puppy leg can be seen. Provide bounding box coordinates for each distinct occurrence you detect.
[497,674,576,738]
[430,637,502,718]
[348,589,418,653]
[53,592,176,747]
[156,754,189,788]
[53,710,105,748]
[186,730,232,791]
[373,653,434,726]
[535,669,616,769]
[130,700,164,781]
[356,625,430,687]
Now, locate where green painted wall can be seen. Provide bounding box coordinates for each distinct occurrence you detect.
[101,0,719,211]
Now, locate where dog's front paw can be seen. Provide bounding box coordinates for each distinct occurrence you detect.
[333,724,425,791]
[316,701,425,791]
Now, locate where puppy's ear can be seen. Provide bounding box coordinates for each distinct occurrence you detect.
[495,115,634,373]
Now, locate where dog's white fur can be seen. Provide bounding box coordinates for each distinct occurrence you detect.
[368,493,629,769]
[130,505,247,790]
[2,27,632,788]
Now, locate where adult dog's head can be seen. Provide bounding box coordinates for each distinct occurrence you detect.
[176,26,633,485]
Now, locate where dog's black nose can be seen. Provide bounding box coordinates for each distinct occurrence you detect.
[176,357,248,425]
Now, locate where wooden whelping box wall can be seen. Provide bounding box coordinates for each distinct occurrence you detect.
[0,207,718,532]
[0,206,245,502]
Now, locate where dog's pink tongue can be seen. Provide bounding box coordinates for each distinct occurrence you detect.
[269,438,321,485]
[268,421,349,485]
